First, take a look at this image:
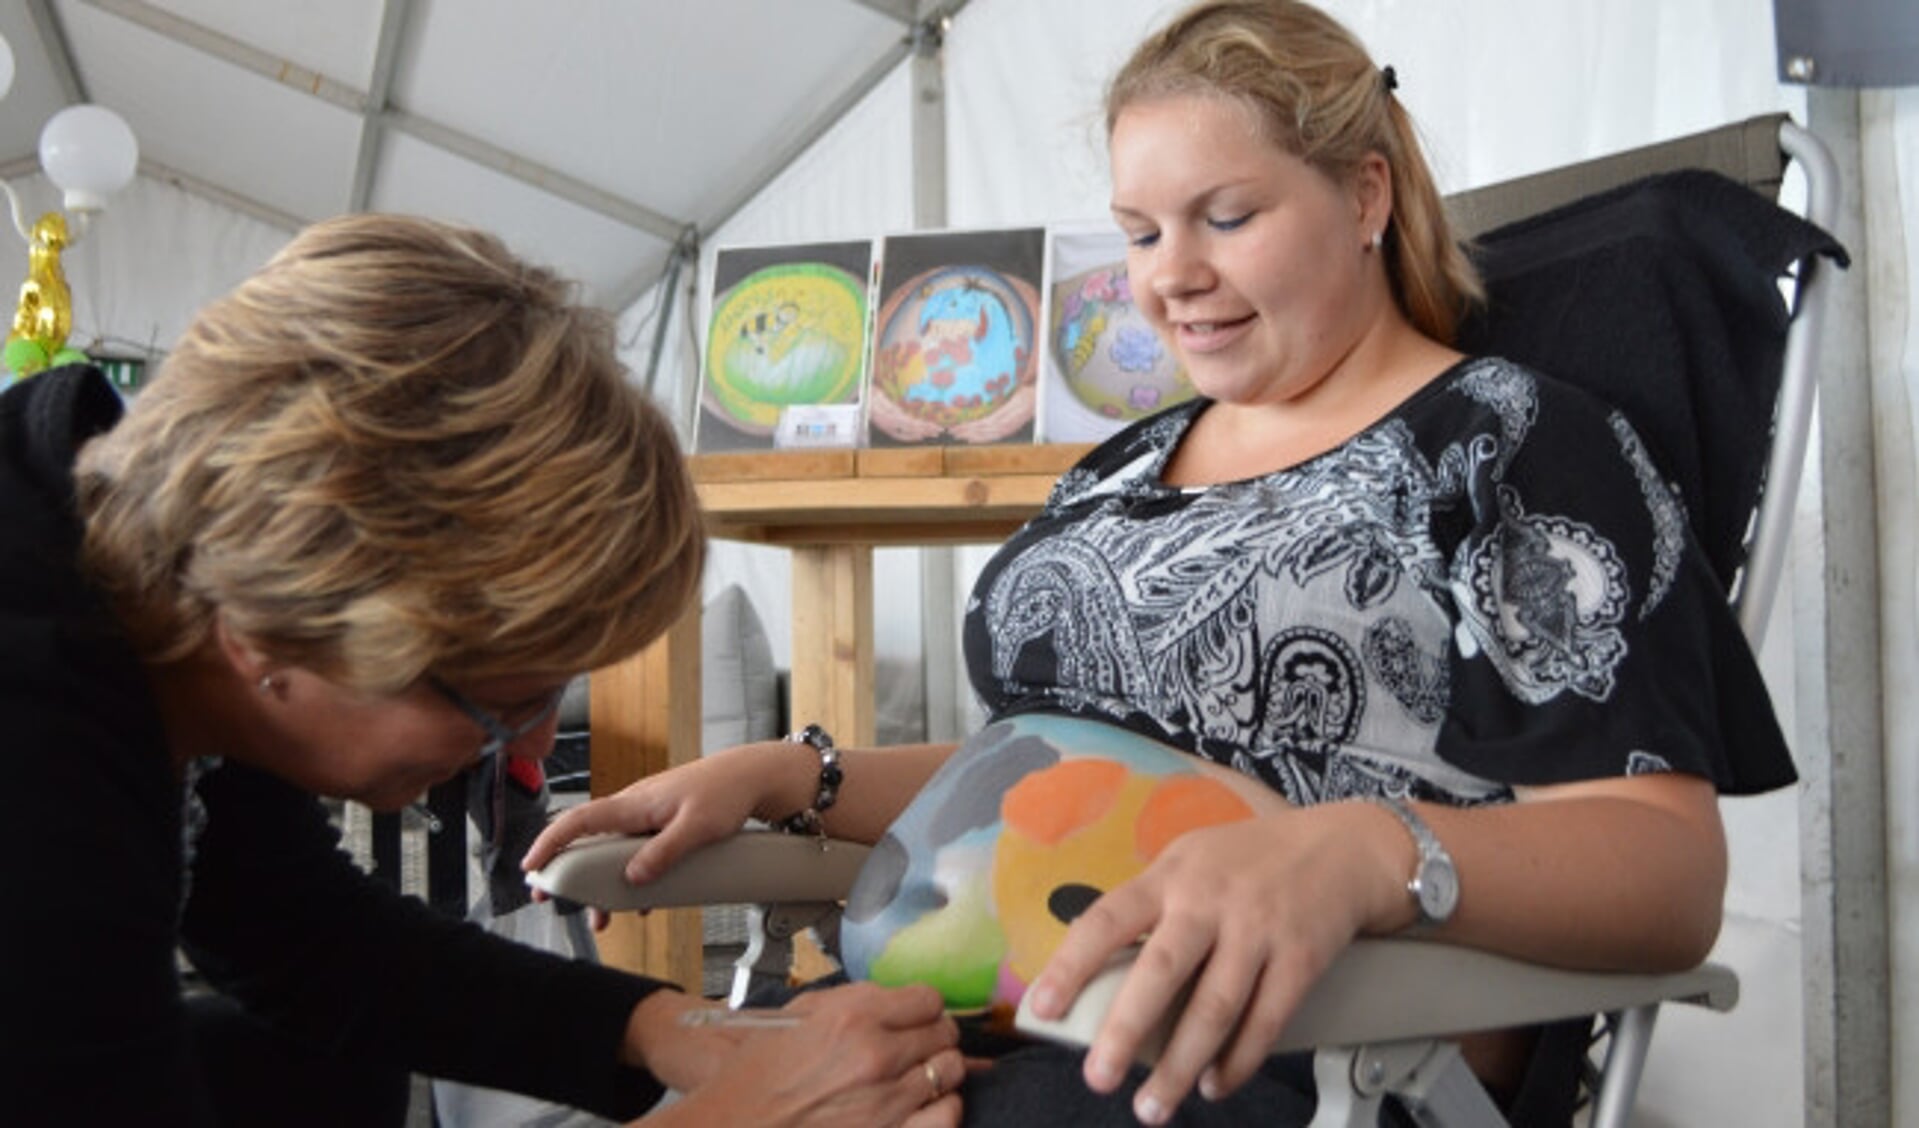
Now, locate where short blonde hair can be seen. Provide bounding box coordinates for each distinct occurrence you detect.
[1107,0,1482,344]
[77,213,704,692]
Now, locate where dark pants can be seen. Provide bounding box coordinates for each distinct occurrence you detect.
[751,975,1417,1127]
[955,1017,1586,1127]
[957,1043,1418,1127]
[186,993,409,1128]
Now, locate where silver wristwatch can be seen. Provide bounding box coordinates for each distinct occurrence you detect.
[1370,796,1459,930]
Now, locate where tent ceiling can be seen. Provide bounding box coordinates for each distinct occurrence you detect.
[0,0,950,309]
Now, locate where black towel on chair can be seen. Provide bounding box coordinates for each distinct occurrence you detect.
[1458,169,1847,593]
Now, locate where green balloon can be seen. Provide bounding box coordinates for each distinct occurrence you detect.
[4,337,48,376]
[50,347,90,368]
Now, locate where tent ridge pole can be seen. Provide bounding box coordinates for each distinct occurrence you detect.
[78,0,688,241]
[82,0,366,113]
[26,0,89,104]
[348,0,416,213]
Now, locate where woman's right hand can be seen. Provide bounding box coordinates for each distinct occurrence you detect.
[521,740,800,885]
[648,983,964,1128]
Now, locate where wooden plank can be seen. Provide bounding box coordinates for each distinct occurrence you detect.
[689,443,1090,485]
[785,544,874,983]
[788,544,876,747]
[587,606,703,992]
[696,473,1057,527]
[594,905,705,996]
[587,606,698,795]
[856,447,947,477]
[742,519,1032,547]
[788,547,869,982]
[943,442,1092,476]
[690,449,856,483]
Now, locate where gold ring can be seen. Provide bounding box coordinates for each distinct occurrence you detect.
[923,1058,943,1098]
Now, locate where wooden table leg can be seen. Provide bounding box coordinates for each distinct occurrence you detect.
[786,543,873,981]
[788,543,876,746]
[588,604,704,993]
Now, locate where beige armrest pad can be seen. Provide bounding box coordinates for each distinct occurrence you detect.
[526,831,869,909]
[530,833,1738,1058]
[1015,941,1739,1059]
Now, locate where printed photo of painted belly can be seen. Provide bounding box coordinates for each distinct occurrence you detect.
[867,264,1037,439]
[840,713,1253,1010]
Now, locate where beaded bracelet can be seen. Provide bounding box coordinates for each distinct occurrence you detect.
[778,723,841,839]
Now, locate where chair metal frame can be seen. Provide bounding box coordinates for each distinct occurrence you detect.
[532,113,1841,1128]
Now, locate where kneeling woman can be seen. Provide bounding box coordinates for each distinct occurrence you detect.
[1,213,962,1128]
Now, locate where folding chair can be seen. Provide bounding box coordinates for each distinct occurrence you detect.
[532,112,1846,1128]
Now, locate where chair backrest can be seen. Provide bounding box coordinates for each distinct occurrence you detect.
[1431,114,1844,1128]
[1445,115,1793,237]
[1443,113,1845,647]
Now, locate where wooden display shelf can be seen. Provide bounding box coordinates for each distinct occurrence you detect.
[687,443,1091,545]
[588,443,1088,987]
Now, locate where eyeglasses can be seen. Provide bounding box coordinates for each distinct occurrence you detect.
[427,676,565,762]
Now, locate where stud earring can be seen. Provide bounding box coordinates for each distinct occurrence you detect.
[257,673,284,694]
[1368,231,1384,251]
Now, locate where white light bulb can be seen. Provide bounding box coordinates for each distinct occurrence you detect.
[39,104,140,212]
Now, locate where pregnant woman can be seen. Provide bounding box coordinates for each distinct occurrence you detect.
[526,2,1795,1124]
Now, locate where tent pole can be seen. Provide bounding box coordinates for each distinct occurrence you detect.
[910,13,949,231]
[347,0,414,214]
[25,0,88,103]
[643,232,695,399]
[1794,86,1891,1128]
[911,8,963,744]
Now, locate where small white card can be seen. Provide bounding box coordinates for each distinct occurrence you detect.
[775,404,864,449]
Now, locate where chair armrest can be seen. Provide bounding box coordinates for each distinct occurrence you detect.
[1013,941,1738,1060]
[526,831,869,909]
[529,832,1737,1065]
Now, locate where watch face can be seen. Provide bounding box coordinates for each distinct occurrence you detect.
[1416,856,1460,921]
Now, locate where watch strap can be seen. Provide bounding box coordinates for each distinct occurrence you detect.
[1368,795,1455,929]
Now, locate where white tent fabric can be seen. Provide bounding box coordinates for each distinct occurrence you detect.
[2,0,1914,1124]
[0,0,919,308]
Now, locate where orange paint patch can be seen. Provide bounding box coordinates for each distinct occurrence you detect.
[1135,775,1254,860]
[1001,759,1128,845]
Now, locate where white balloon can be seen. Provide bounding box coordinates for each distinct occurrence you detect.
[39,104,140,212]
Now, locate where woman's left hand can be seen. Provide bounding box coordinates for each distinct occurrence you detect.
[631,982,963,1128]
[1022,801,1413,1124]
[622,991,749,1092]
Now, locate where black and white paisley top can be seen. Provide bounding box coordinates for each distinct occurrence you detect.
[962,357,1796,807]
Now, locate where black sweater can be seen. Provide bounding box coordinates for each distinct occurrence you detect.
[0,367,670,1124]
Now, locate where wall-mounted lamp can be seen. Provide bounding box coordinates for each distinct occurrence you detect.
[0,32,139,381]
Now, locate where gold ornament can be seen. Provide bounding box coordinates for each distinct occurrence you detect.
[5,211,75,378]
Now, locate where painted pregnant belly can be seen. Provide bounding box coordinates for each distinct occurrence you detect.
[840,713,1257,1010]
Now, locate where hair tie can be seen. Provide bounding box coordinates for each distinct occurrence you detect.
[1381,65,1399,93]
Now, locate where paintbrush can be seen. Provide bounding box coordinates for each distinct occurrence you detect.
[678,1008,801,1029]
[679,1002,1020,1036]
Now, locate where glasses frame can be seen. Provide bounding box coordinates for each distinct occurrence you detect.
[427,676,565,763]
